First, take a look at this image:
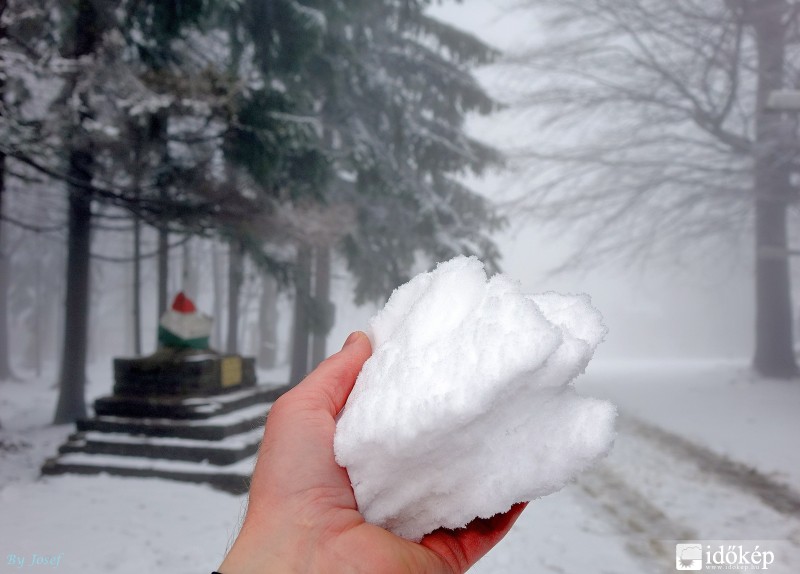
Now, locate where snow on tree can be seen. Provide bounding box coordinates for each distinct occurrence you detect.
[311,0,504,303]
[1,0,506,409]
[279,0,505,382]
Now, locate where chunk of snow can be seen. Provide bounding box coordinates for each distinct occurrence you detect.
[334,255,617,541]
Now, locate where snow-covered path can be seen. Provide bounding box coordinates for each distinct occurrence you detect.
[473,404,800,573]
[1,360,799,573]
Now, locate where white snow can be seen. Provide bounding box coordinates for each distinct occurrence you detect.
[334,256,615,541]
[0,475,245,574]
[54,452,256,474]
[467,361,800,574]
[581,360,800,489]
[182,386,273,406]
[94,402,269,428]
[78,427,264,450]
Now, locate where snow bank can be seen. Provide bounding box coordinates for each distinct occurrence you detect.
[333,256,617,541]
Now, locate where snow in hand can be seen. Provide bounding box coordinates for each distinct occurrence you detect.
[333,256,617,541]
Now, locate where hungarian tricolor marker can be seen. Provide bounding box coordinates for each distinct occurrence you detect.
[158,292,213,350]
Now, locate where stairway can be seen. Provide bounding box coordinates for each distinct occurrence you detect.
[41,385,289,494]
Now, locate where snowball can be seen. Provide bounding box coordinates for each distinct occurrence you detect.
[333,256,617,541]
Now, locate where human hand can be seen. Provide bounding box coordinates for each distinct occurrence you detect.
[218,331,526,574]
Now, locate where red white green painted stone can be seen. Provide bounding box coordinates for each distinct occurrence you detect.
[158,292,213,350]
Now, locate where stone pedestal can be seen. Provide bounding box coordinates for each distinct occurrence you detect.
[112,347,256,397]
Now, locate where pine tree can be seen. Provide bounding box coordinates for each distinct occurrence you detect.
[0,0,56,381]
[278,1,505,377]
[52,0,106,423]
[310,0,504,303]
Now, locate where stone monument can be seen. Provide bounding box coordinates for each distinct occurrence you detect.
[42,293,288,492]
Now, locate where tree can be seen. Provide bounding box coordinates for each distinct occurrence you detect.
[748,0,798,377]
[505,0,800,377]
[276,0,505,377]
[226,239,243,354]
[289,244,312,385]
[0,0,10,381]
[310,245,332,367]
[257,274,279,369]
[53,0,105,423]
[0,0,55,380]
[308,0,505,303]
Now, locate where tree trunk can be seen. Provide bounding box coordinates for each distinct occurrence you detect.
[0,2,13,381]
[751,0,798,378]
[54,151,93,423]
[33,228,43,376]
[157,229,169,319]
[182,239,197,298]
[155,112,170,325]
[0,147,12,381]
[258,274,278,369]
[226,240,244,354]
[311,246,333,367]
[211,241,224,349]
[130,123,143,356]
[54,0,99,423]
[290,245,312,385]
[132,211,142,355]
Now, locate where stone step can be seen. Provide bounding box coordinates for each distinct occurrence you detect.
[76,402,270,440]
[58,428,263,465]
[92,384,288,420]
[41,452,256,494]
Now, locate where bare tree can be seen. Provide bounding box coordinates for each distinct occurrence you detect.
[257,274,279,369]
[0,0,11,381]
[226,239,244,354]
[0,181,12,382]
[289,244,312,385]
[311,246,333,368]
[506,0,800,377]
[211,240,225,349]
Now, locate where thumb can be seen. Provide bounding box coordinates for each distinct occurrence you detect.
[291,331,372,416]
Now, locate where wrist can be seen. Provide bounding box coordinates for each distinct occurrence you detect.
[218,516,319,574]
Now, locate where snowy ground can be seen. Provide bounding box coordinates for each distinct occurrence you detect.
[1,359,799,573]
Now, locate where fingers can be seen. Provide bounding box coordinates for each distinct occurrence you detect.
[289,331,372,416]
[421,502,528,573]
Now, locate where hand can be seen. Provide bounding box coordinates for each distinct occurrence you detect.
[218,331,526,574]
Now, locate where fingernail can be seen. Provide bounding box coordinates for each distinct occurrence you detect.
[342,331,363,349]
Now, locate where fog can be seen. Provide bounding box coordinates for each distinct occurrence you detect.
[427,0,760,363]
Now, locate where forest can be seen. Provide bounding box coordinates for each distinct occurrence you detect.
[2,0,800,420]
[0,0,504,423]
